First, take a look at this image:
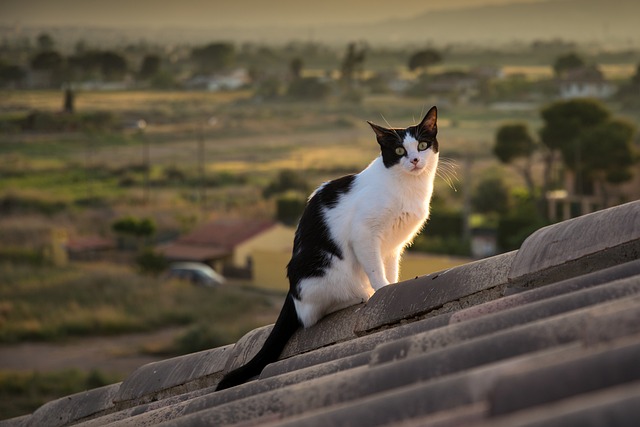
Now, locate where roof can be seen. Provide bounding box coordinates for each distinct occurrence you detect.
[155,242,229,263]
[65,236,115,253]
[180,219,276,249]
[3,200,640,427]
[156,218,276,262]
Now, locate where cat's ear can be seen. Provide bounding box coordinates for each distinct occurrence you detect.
[418,106,438,137]
[367,121,399,146]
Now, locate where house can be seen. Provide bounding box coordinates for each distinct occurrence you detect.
[558,65,616,100]
[65,235,116,262]
[184,69,250,92]
[12,200,640,426]
[425,71,480,105]
[546,166,640,222]
[156,218,294,279]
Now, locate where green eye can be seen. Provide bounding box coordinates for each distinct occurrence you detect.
[395,147,406,156]
[418,141,429,151]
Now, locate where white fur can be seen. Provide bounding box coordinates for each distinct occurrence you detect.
[294,134,439,327]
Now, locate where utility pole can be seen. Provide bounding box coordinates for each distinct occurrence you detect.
[138,120,148,205]
[462,155,473,242]
[198,124,206,213]
[198,117,217,215]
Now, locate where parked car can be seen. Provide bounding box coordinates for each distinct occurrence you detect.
[166,262,225,287]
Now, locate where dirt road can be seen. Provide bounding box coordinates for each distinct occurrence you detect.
[0,327,188,376]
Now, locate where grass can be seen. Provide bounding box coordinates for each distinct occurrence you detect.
[0,259,282,421]
[0,262,281,344]
[0,369,121,420]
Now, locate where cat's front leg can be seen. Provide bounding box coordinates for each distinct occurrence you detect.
[384,250,401,284]
[353,238,389,291]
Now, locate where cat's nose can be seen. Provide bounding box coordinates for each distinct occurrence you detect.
[411,158,419,164]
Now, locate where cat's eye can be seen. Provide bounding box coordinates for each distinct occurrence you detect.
[395,147,406,156]
[418,141,430,151]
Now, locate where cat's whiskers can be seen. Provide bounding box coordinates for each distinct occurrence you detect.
[380,114,402,140]
[436,157,459,191]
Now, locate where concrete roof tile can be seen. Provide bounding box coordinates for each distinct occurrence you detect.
[355,250,516,333]
[6,201,640,427]
[114,344,233,404]
[510,200,640,286]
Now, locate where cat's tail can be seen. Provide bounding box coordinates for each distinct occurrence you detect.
[215,292,301,391]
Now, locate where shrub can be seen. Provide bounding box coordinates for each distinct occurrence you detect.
[135,249,168,276]
[276,194,306,226]
[0,369,121,420]
[287,77,331,101]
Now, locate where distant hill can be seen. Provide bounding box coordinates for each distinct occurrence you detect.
[364,0,640,45]
[2,0,638,47]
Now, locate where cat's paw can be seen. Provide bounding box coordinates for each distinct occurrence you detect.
[371,280,390,292]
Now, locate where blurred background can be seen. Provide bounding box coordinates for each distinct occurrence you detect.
[0,0,639,419]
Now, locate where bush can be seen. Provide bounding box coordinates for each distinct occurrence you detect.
[496,193,548,251]
[0,247,44,265]
[174,323,236,354]
[135,249,168,276]
[263,170,310,198]
[287,77,331,101]
[0,192,69,215]
[20,110,119,132]
[0,369,121,420]
[276,194,306,225]
[411,235,471,257]
[425,209,464,238]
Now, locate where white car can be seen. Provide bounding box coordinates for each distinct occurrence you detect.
[166,262,225,287]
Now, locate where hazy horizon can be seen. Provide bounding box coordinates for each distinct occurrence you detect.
[1,0,557,28]
[1,0,636,47]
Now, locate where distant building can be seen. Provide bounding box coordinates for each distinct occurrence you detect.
[184,69,250,92]
[558,66,616,99]
[65,235,115,262]
[156,218,294,279]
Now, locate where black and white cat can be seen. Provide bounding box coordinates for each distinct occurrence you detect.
[216,106,439,390]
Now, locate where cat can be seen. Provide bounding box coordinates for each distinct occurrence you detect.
[215,106,439,391]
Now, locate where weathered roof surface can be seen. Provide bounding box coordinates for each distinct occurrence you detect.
[3,200,640,427]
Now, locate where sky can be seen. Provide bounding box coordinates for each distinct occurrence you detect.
[1,0,551,28]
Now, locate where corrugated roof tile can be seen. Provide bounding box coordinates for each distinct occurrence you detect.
[4,200,640,427]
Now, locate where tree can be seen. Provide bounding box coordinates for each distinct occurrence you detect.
[36,33,55,51]
[263,169,310,198]
[553,52,585,77]
[580,119,637,204]
[0,61,26,87]
[30,50,63,72]
[138,54,161,80]
[287,77,330,101]
[408,49,443,73]
[540,99,637,199]
[112,216,156,250]
[632,63,640,86]
[30,50,64,86]
[540,99,610,195]
[472,177,510,215]
[289,57,303,81]
[99,51,128,81]
[340,42,367,89]
[63,87,75,113]
[191,42,235,74]
[494,123,538,195]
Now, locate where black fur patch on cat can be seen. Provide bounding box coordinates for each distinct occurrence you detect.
[377,129,407,168]
[287,174,356,299]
